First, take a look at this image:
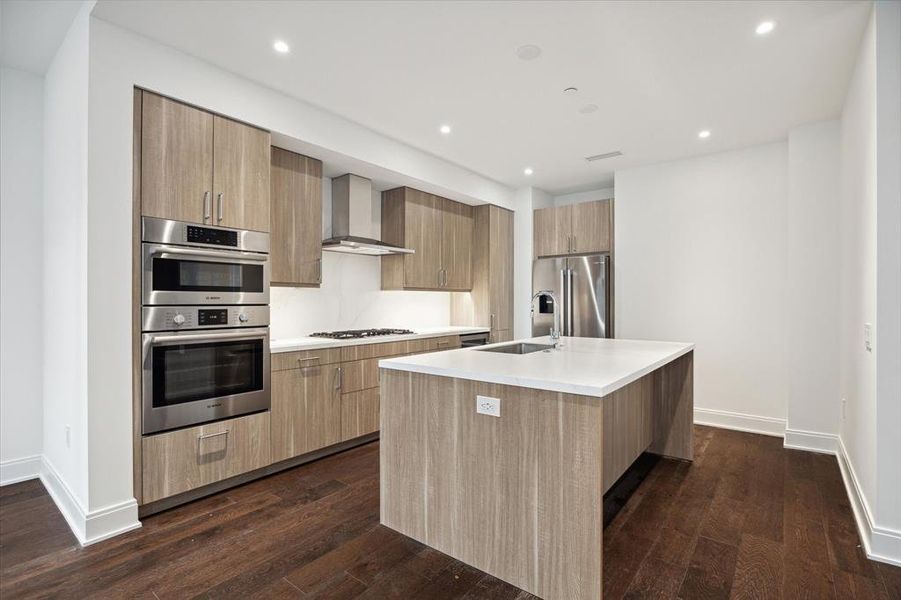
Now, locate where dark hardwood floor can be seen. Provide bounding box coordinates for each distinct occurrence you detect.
[1,425,899,599]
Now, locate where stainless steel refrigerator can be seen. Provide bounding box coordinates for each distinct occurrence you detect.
[532,254,612,338]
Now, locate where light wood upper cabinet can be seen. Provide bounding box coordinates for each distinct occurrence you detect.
[270,147,323,286]
[139,90,271,232]
[271,363,342,463]
[451,205,514,337]
[402,189,443,288]
[141,92,213,224]
[572,200,611,254]
[381,187,473,291]
[212,116,271,232]
[533,200,611,257]
[440,198,473,290]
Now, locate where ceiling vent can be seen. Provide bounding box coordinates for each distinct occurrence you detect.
[585,151,623,162]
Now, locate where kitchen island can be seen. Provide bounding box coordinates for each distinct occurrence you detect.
[378,336,694,600]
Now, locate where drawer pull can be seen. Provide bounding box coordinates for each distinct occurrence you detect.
[297,356,321,364]
[437,340,450,346]
[198,429,229,452]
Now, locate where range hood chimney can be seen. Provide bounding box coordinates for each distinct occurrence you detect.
[322,174,414,256]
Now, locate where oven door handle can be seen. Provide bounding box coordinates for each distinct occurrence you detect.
[147,330,269,345]
[149,246,269,263]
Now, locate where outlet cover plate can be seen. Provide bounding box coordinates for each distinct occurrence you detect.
[476,395,501,417]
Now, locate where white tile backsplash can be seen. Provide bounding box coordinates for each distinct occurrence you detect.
[270,251,451,339]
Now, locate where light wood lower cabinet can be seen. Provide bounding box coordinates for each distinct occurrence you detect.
[271,363,342,463]
[269,335,463,462]
[341,388,380,440]
[142,412,271,504]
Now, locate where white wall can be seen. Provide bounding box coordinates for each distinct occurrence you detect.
[785,121,841,442]
[42,2,91,519]
[873,0,901,540]
[0,67,44,483]
[615,143,790,430]
[271,181,450,338]
[552,186,615,206]
[839,5,878,532]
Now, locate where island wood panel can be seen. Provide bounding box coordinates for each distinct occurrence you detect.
[142,412,271,504]
[572,199,611,254]
[650,350,694,460]
[212,115,271,232]
[270,147,322,285]
[340,387,380,440]
[141,91,213,225]
[270,347,342,371]
[270,364,342,463]
[380,370,603,600]
[602,373,654,492]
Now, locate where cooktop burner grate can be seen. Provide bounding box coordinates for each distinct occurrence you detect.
[310,328,416,340]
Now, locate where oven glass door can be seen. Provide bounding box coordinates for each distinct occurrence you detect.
[143,244,270,305]
[152,339,264,407]
[143,328,271,434]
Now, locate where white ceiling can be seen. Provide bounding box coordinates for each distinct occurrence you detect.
[0,0,84,74]
[92,0,870,195]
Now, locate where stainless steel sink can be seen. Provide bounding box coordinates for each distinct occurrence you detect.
[476,342,556,355]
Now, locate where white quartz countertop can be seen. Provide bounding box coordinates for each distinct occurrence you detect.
[378,336,694,398]
[270,326,489,353]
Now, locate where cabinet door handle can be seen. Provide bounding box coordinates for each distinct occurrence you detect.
[216,192,224,222]
[316,259,322,283]
[572,235,577,252]
[203,191,211,221]
[490,313,495,330]
[442,269,448,287]
[438,269,442,287]
[297,356,320,365]
[335,366,343,391]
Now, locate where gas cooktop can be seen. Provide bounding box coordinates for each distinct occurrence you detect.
[310,328,416,340]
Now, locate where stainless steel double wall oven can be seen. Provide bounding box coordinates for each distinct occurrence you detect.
[141,217,271,434]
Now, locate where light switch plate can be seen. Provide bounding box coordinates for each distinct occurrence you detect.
[476,395,501,417]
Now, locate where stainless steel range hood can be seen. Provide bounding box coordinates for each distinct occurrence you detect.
[322,174,414,256]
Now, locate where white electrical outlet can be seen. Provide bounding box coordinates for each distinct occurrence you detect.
[476,395,501,417]
[864,323,873,352]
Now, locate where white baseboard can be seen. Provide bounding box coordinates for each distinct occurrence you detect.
[0,454,42,485]
[39,456,141,546]
[784,428,839,454]
[694,407,786,437]
[836,437,901,567]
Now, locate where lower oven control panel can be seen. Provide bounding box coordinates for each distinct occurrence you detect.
[142,305,270,332]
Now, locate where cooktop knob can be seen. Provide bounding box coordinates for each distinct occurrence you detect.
[238,313,249,323]
[173,314,186,325]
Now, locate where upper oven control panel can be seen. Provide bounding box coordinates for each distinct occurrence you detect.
[142,305,270,332]
[142,216,270,254]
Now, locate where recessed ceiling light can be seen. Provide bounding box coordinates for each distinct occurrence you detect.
[755,21,775,35]
[698,130,711,139]
[524,167,534,176]
[439,124,452,135]
[516,44,542,60]
[273,40,290,54]
[579,104,599,114]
